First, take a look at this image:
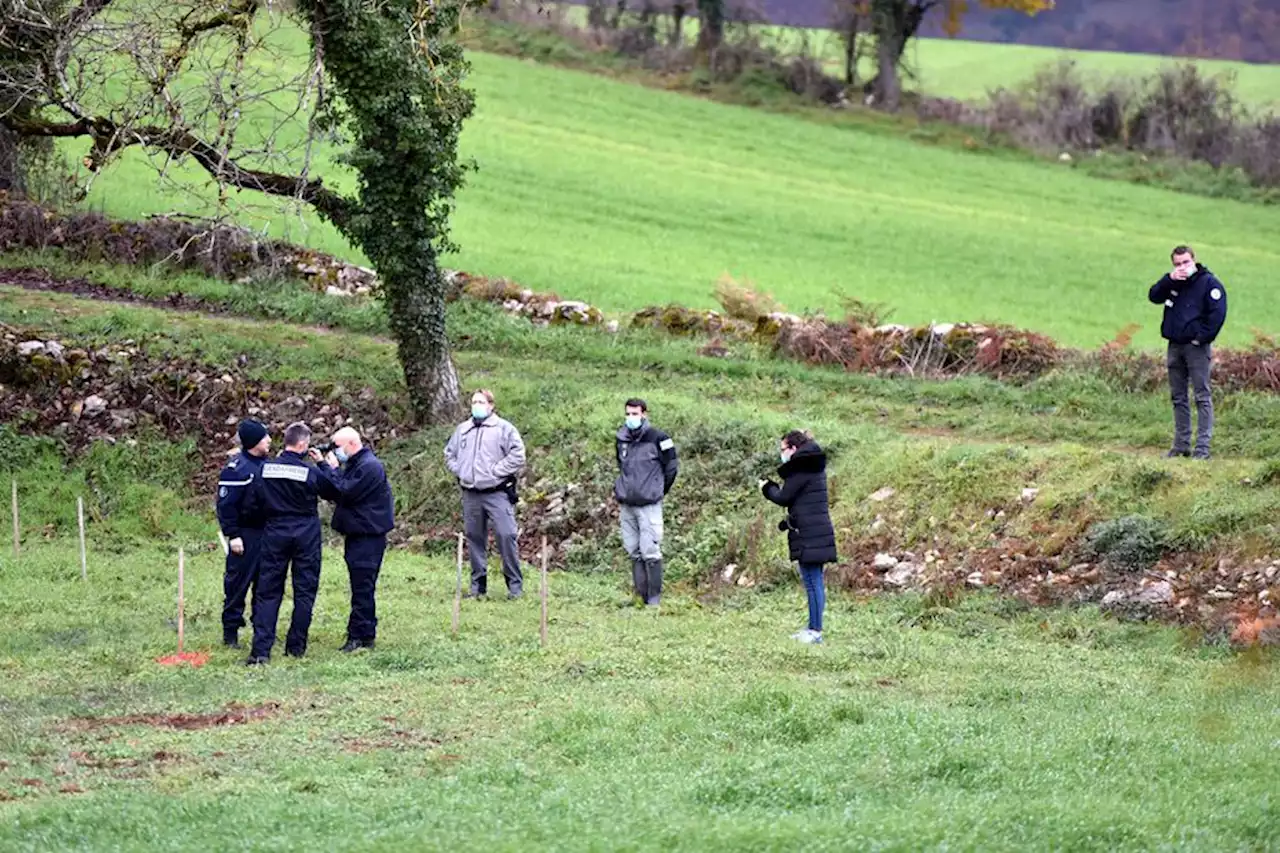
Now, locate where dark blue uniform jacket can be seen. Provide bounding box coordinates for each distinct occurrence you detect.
[320,447,395,536]
[215,452,266,538]
[251,450,341,529]
[1148,264,1228,345]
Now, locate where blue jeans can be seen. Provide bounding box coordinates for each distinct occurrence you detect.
[799,563,825,632]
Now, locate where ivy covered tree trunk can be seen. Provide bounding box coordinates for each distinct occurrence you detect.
[296,0,483,425]
[384,265,461,424]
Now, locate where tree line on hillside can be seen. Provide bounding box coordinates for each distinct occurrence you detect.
[727,0,1280,63]
[572,0,1054,110]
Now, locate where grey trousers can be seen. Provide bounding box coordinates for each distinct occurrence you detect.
[1167,342,1213,455]
[620,502,664,561]
[461,489,522,594]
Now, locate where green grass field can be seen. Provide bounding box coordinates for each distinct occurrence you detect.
[2,543,1277,851]
[7,9,1280,848]
[3,269,1280,848]
[73,47,1280,351]
[885,37,1280,107]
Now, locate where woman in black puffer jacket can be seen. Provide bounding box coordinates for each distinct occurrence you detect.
[759,429,837,644]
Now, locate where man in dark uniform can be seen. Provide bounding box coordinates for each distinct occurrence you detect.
[1149,245,1228,460]
[313,427,395,652]
[245,421,340,665]
[215,419,271,648]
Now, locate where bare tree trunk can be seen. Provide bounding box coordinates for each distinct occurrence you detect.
[842,19,859,85]
[695,0,723,55]
[587,0,607,29]
[873,28,901,110]
[867,0,927,111]
[0,127,24,195]
[670,2,686,45]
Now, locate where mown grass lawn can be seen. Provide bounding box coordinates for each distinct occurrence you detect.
[1,544,1277,851]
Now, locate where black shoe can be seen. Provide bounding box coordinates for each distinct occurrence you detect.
[507,590,523,600]
[1192,451,1211,460]
[340,639,375,653]
[1165,449,1191,458]
[244,655,269,666]
[223,633,241,649]
[462,589,486,599]
[284,647,305,658]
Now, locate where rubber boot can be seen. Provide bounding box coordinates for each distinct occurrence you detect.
[645,559,664,607]
[631,557,648,604]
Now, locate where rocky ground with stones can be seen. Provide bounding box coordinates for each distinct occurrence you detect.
[0,322,400,495]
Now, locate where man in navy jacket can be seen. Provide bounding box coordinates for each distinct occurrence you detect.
[245,421,341,664]
[1148,245,1228,459]
[315,427,396,651]
[214,419,271,649]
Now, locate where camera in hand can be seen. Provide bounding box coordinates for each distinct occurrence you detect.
[314,442,335,455]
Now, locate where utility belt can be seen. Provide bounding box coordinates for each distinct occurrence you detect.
[462,478,519,505]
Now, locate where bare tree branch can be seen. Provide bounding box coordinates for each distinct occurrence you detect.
[7,114,353,227]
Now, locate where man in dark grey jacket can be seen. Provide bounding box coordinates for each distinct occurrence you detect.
[614,398,678,607]
[445,389,527,598]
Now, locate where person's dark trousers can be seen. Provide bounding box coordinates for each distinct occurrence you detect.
[462,489,523,596]
[222,528,264,642]
[799,563,826,633]
[345,534,387,643]
[251,520,323,659]
[1167,342,1214,456]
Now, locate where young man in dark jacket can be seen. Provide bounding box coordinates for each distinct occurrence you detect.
[314,427,395,652]
[1148,245,1228,460]
[614,398,678,607]
[760,429,837,644]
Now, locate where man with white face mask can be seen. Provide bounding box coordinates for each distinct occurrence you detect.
[313,427,395,651]
[1148,245,1228,460]
[614,397,679,607]
[444,389,527,599]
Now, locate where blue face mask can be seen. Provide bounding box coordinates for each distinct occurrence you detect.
[781,450,793,464]
[472,404,489,421]
[334,448,349,464]
[625,415,643,430]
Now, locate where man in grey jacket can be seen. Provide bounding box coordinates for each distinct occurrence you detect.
[614,398,678,607]
[445,389,528,599]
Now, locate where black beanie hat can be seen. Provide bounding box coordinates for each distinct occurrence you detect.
[238,419,268,451]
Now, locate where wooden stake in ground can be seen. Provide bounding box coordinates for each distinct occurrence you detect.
[452,532,463,636]
[77,497,87,581]
[177,547,186,654]
[540,535,549,648]
[10,479,18,560]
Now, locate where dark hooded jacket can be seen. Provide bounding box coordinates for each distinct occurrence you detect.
[761,441,837,566]
[1148,263,1228,345]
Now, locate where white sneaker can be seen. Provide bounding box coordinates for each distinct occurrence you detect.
[790,629,811,640]
[791,629,823,644]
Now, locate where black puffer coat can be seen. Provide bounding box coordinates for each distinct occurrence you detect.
[761,441,837,566]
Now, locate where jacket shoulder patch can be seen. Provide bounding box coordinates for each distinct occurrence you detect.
[658,438,675,451]
[1210,288,1222,300]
